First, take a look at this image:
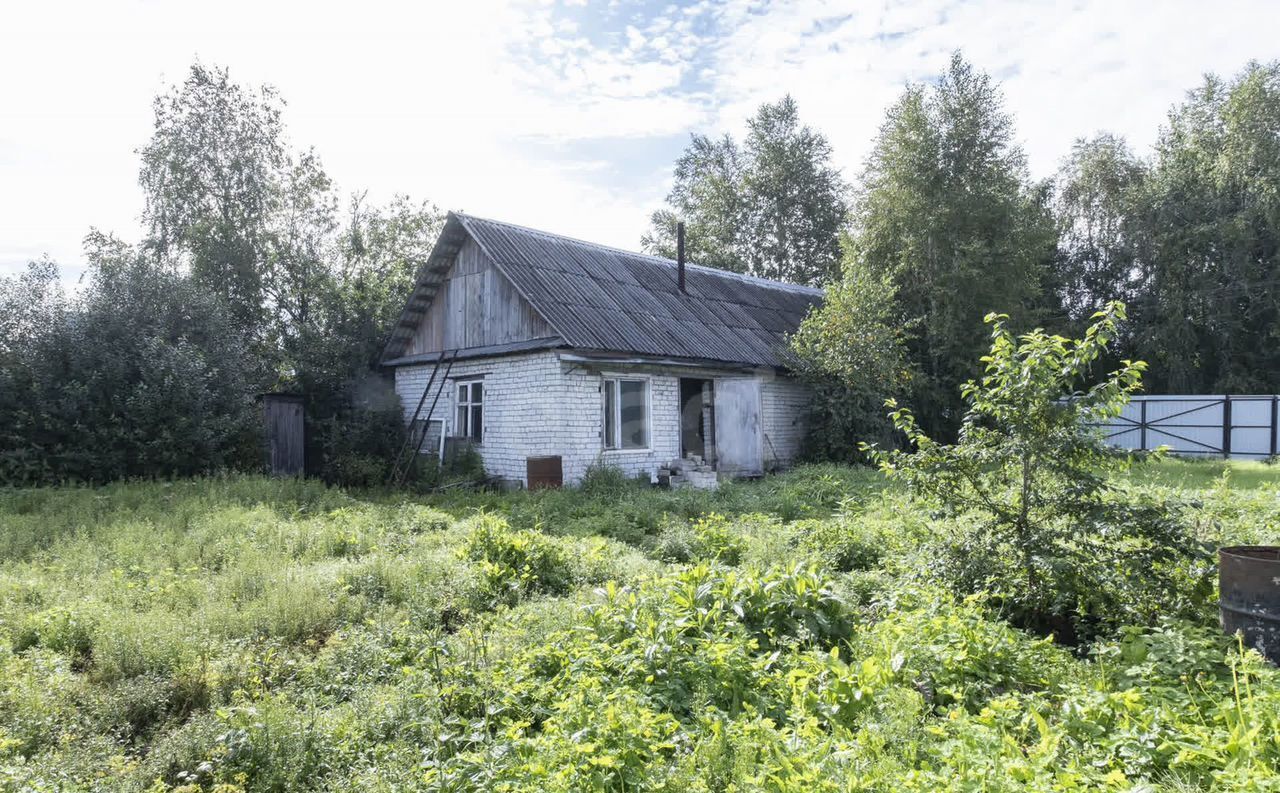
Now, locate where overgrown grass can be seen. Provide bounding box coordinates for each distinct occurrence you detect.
[0,460,1276,790]
[1125,456,1280,491]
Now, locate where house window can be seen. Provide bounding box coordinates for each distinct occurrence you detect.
[603,377,648,450]
[455,380,483,440]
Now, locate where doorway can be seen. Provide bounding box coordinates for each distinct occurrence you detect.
[679,378,713,461]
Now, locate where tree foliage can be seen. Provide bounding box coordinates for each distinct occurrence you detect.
[139,62,288,349]
[843,53,1058,437]
[135,64,447,485]
[1130,61,1280,393]
[0,246,258,483]
[3,62,444,486]
[644,96,849,286]
[1051,134,1148,326]
[868,303,1201,641]
[790,241,910,459]
[294,194,444,485]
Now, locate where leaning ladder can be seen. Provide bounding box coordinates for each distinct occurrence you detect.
[388,349,458,487]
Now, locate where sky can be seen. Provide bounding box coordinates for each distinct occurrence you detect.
[3,0,1279,285]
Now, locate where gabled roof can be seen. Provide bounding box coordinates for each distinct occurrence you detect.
[382,212,823,369]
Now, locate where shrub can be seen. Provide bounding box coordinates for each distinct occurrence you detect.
[462,516,576,607]
[580,460,630,496]
[395,504,453,533]
[857,591,1080,711]
[310,401,407,488]
[13,606,97,664]
[650,513,749,565]
[191,697,338,790]
[0,256,259,485]
[789,517,883,572]
[790,264,908,463]
[868,303,1204,643]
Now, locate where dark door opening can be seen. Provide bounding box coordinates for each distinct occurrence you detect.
[679,378,713,461]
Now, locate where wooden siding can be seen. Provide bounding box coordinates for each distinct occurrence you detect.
[262,395,304,476]
[406,238,554,355]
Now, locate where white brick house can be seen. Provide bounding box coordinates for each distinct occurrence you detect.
[382,213,821,487]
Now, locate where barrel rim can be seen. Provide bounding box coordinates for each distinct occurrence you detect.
[1220,545,1280,562]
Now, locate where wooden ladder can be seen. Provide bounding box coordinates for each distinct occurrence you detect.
[388,349,458,487]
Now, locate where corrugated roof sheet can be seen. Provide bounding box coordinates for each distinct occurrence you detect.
[457,214,821,369]
[383,213,823,369]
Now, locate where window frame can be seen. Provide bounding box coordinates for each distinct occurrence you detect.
[453,378,484,442]
[601,374,651,453]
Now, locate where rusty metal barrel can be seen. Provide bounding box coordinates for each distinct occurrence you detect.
[1220,546,1280,664]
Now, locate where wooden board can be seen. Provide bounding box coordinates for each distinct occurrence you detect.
[262,395,304,476]
[407,237,554,354]
[713,377,762,476]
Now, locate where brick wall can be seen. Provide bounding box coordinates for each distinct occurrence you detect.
[395,351,566,485]
[761,375,811,469]
[558,366,681,483]
[394,352,809,486]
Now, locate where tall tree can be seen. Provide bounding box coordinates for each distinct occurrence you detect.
[292,193,445,485]
[136,62,446,483]
[841,52,1057,436]
[1052,134,1148,327]
[294,193,444,406]
[643,96,848,286]
[3,60,448,486]
[644,135,746,274]
[1133,61,1280,393]
[268,150,339,363]
[139,63,288,344]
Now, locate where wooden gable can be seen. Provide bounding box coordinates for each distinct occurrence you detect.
[405,236,555,356]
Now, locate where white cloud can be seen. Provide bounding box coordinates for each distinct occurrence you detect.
[697,0,1280,180]
[2,0,1279,282]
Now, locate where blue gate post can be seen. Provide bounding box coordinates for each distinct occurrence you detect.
[1271,396,1278,459]
[1139,399,1147,452]
[1223,394,1232,459]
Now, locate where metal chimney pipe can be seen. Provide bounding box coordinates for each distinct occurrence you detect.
[677,221,686,293]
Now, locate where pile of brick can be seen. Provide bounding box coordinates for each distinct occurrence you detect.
[657,454,719,490]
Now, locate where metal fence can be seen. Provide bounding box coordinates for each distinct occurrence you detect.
[1089,395,1280,460]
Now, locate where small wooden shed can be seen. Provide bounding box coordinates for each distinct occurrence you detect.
[260,393,305,476]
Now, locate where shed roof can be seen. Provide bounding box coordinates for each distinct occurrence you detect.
[382,213,823,369]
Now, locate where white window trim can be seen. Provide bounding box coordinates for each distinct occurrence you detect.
[454,378,484,443]
[601,374,652,453]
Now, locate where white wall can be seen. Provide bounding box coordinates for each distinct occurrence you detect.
[558,364,681,483]
[395,351,566,485]
[761,375,811,469]
[395,352,810,486]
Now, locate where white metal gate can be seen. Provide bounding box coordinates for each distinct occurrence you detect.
[1090,395,1280,459]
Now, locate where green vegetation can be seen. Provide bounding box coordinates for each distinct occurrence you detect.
[1,64,444,488]
[0,459,1277,791]
[871,303,1203,642]
[791,55,1280,449]
[7,55,1280,484]
[642,95,849,286]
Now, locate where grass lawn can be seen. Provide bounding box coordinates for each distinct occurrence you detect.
[0,459,1277,791]
[1123,456,1280,490]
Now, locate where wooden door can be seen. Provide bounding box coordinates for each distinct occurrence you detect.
[263,395,304,476]
[713,377,763,476]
